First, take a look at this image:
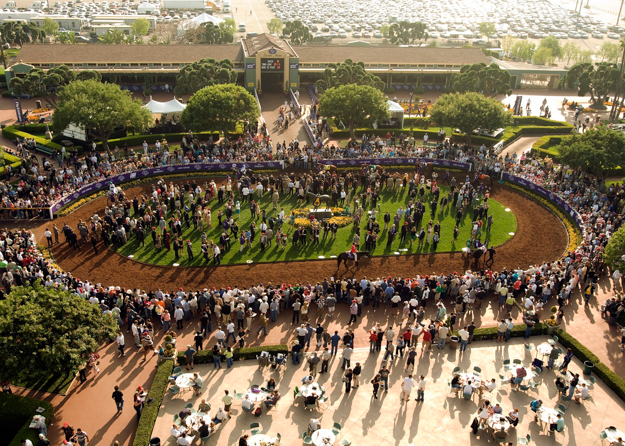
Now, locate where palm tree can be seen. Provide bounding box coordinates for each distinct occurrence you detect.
[609,38,625,122]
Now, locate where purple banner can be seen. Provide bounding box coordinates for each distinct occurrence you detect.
[49,161,285,216]
[14,100,23,123]
[502,172,584,230]
[317,158,472,170]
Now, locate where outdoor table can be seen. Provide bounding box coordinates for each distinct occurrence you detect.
[184,411,211,432]
[487,413,510,431]
[604,427,625,443]
[537,407,560,425]
[510,367,535,382]
[175,373,196,389]
[300,383,324,398]
[311,429,336,446]
[247,434,278,446]
[246,388,269,402]
[536,343,553,358]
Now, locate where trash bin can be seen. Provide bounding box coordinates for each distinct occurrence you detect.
[149,438,160,446]
[583,360,594,376]
[449,336,459,350]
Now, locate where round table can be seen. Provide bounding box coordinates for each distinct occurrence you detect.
[175,373,196,389]
[246,388,269,402]
[487,414,510,431]
[311,429,335,446]
[536,343,553,357]
[604,428,625,443]
[183,411,211,432]
[247,434,278,446]
[300,383,324,398]
[538,407,560,424]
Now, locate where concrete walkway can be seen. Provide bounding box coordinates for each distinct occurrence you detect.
[259,93,311,147]
[500,136,541,159]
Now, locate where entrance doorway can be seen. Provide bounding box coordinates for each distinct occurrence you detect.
[262,72,284,92]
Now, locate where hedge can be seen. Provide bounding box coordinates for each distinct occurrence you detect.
[452,322,547,341]
[176,344,289,365]
[15,123,49,135]
[132,360,174,446]
[511,117,572,127]
[0,393,54,446]
[100,131,223,150]
[1,126,63,151]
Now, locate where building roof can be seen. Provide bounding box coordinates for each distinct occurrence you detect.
[242,34,297,57]
[293,46,490,65]
[14,44,243,65]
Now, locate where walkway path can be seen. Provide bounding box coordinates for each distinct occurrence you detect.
[259,92,310,147]
[500,135,541,159]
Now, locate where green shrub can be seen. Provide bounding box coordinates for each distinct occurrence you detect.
[100,131,223,150]
[384,86,395,94]
[1,126,63,151]
[511,117,572,127]
[133,361,174,446]
[0,393,54,446]
[464,323,547,341]
[413,86,425,94]
[15,123,49,135]
[177,344,289,365]
[403,117,432,129]
[555,329,601,364]
[594,362,625,401]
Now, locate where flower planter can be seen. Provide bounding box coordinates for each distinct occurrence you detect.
[546,323,560,335]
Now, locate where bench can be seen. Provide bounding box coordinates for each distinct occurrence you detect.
[34,144,55,156]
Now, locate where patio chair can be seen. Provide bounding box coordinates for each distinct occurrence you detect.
[600,431,608,442]
[303,434,312,445]
[242,406,252,414]
[452,366,461,375]
[250,422,261,435]
[173,414,180,423]
[503,359,511,370]
[276,433,282,444]
[518,434,531,445]
[340,440,352,446]
[495,438,507,443]
[588,376,596,388]
[332,422,342,435]
[463,392,472,400]
[169,385,180,396]
[185,403,193,409]
[473,366,481,377]
[557,404,567,414]
[524,344,533,352]
[513,359,522,365]
[548,335,559,346]
[519,384,530,391]
[233,389,245,400]
[200,434,211,443]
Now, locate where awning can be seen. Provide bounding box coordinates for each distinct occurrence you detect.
[143,97,187,114]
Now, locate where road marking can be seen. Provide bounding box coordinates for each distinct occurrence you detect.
[246,0,263,32]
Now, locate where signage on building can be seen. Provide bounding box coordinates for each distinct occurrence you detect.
[290,63,299,69]
[246,63,256,69]
[260,58,283,70]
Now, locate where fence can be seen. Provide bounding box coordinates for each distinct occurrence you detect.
[317,157,472,170]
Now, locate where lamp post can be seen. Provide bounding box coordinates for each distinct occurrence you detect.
[408,92,413,118]
[0,32,6,70]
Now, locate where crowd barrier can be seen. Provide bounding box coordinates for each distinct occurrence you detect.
[317,157,473,171]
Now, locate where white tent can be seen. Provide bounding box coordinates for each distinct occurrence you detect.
[387,100,405,128]
[189,13,223,26]
[144,97,187,114]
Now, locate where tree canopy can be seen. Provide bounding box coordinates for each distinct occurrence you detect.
[282,20,312,45]
[510,40,536,61]
[318,84,390,140]
[131,17,151,37]
[533,47,555,66]
[555,127,625,176]
[388,21,428,45]
[538,36,562,59]
[180,84,259,134]
[52,79,151,149]
[478,22,496,41]
[0,283,117,380]
[451,63,512,96]
[559,62,621,106]
[429,92,512,144]
[174,57,237,96]
[41,17,59,36]
[604,224,625,271]
[9,66,101,106]
[315,59,384,92]
[267,18,283,35]
[0,22,45,46]
[597,42,620,63]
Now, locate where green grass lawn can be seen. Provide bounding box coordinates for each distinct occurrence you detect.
[0,393,54,446]
[118,183,517,266]
[10,372,75,395]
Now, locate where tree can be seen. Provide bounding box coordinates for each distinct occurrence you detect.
[576,49,594,64]
[0,22,45,46]
[98,29,134,44]
[429,92,512,144]
[510,40,536,61]
[452,63,512,96]
[0,283,117,380]
[598,41,620,63]
[561,41,581,65]
[538,36,562,59]
[174,57,237,96]
[604,225,625,272]
[559,62,621,107]
[131,17,150,37]
[479,22,496,42]
[388,21,428,45]
[181,84,258,134]
[315,59,384,93]
[267,18,283,35]
[53,79,151,150]
[555,127,625,176]
[41,17,58,36]
[318,84,389,140]
[501,35,517,56]
[533,47,555,66]
[282,20,312,45]
[193,22,233,44]
[379,24,390,38]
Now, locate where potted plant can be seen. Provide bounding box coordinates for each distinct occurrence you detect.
[164,334,176,347]
[545,305,560,335]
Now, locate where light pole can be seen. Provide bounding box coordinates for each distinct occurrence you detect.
[618,0,625,26]
[408,92,413,118]
[0,32,6,70]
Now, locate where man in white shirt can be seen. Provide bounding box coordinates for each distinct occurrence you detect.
[463,381,474,397]
[415,375,427,402]
[116,331,126,357]
[226,322,236,343]
[174,306,184,330]
[308,418,321,435]
[437,325,449,349]
[176,432,192,445]
[401,374,415,402]
[458,327,469,352]
[214,328,226,348]
[242,396,255,412]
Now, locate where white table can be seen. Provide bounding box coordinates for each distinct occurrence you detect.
[246,388,269,402]
[183,411,211,432]
[175,373,196,389]
[300,383,324,398]
[604,428,625,443]
[311,429,335,446]
[536,343,553,357]
[247,434,278,446]
[487,414,510,431]
[538,407,560,424]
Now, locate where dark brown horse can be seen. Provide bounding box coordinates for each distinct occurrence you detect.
[337,251,372,267]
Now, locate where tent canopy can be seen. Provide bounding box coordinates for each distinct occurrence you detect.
[387,100,405,113]
[190,13,224,26]
[144,97,186,114]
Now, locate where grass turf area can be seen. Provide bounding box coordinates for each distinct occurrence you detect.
[118,182,517,266]
[0,393,54,446]
[10,372,75,395]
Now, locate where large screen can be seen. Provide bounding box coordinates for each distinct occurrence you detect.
[260,58,283,71]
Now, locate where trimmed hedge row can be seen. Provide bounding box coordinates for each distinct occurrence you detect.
[15,123,49,135]
[0,392,54,446]
[176,344,289,365]
[511,117,572,127]
[461,322,548,341]
[555,329,625,401]
[100,131,222,150]
[132,360,174,446]
[1,126,63,151]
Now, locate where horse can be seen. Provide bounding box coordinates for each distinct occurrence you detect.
[307,192,332,207]
[336,251,372,267]
[322,164,338,175]
[471,246,487,267]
